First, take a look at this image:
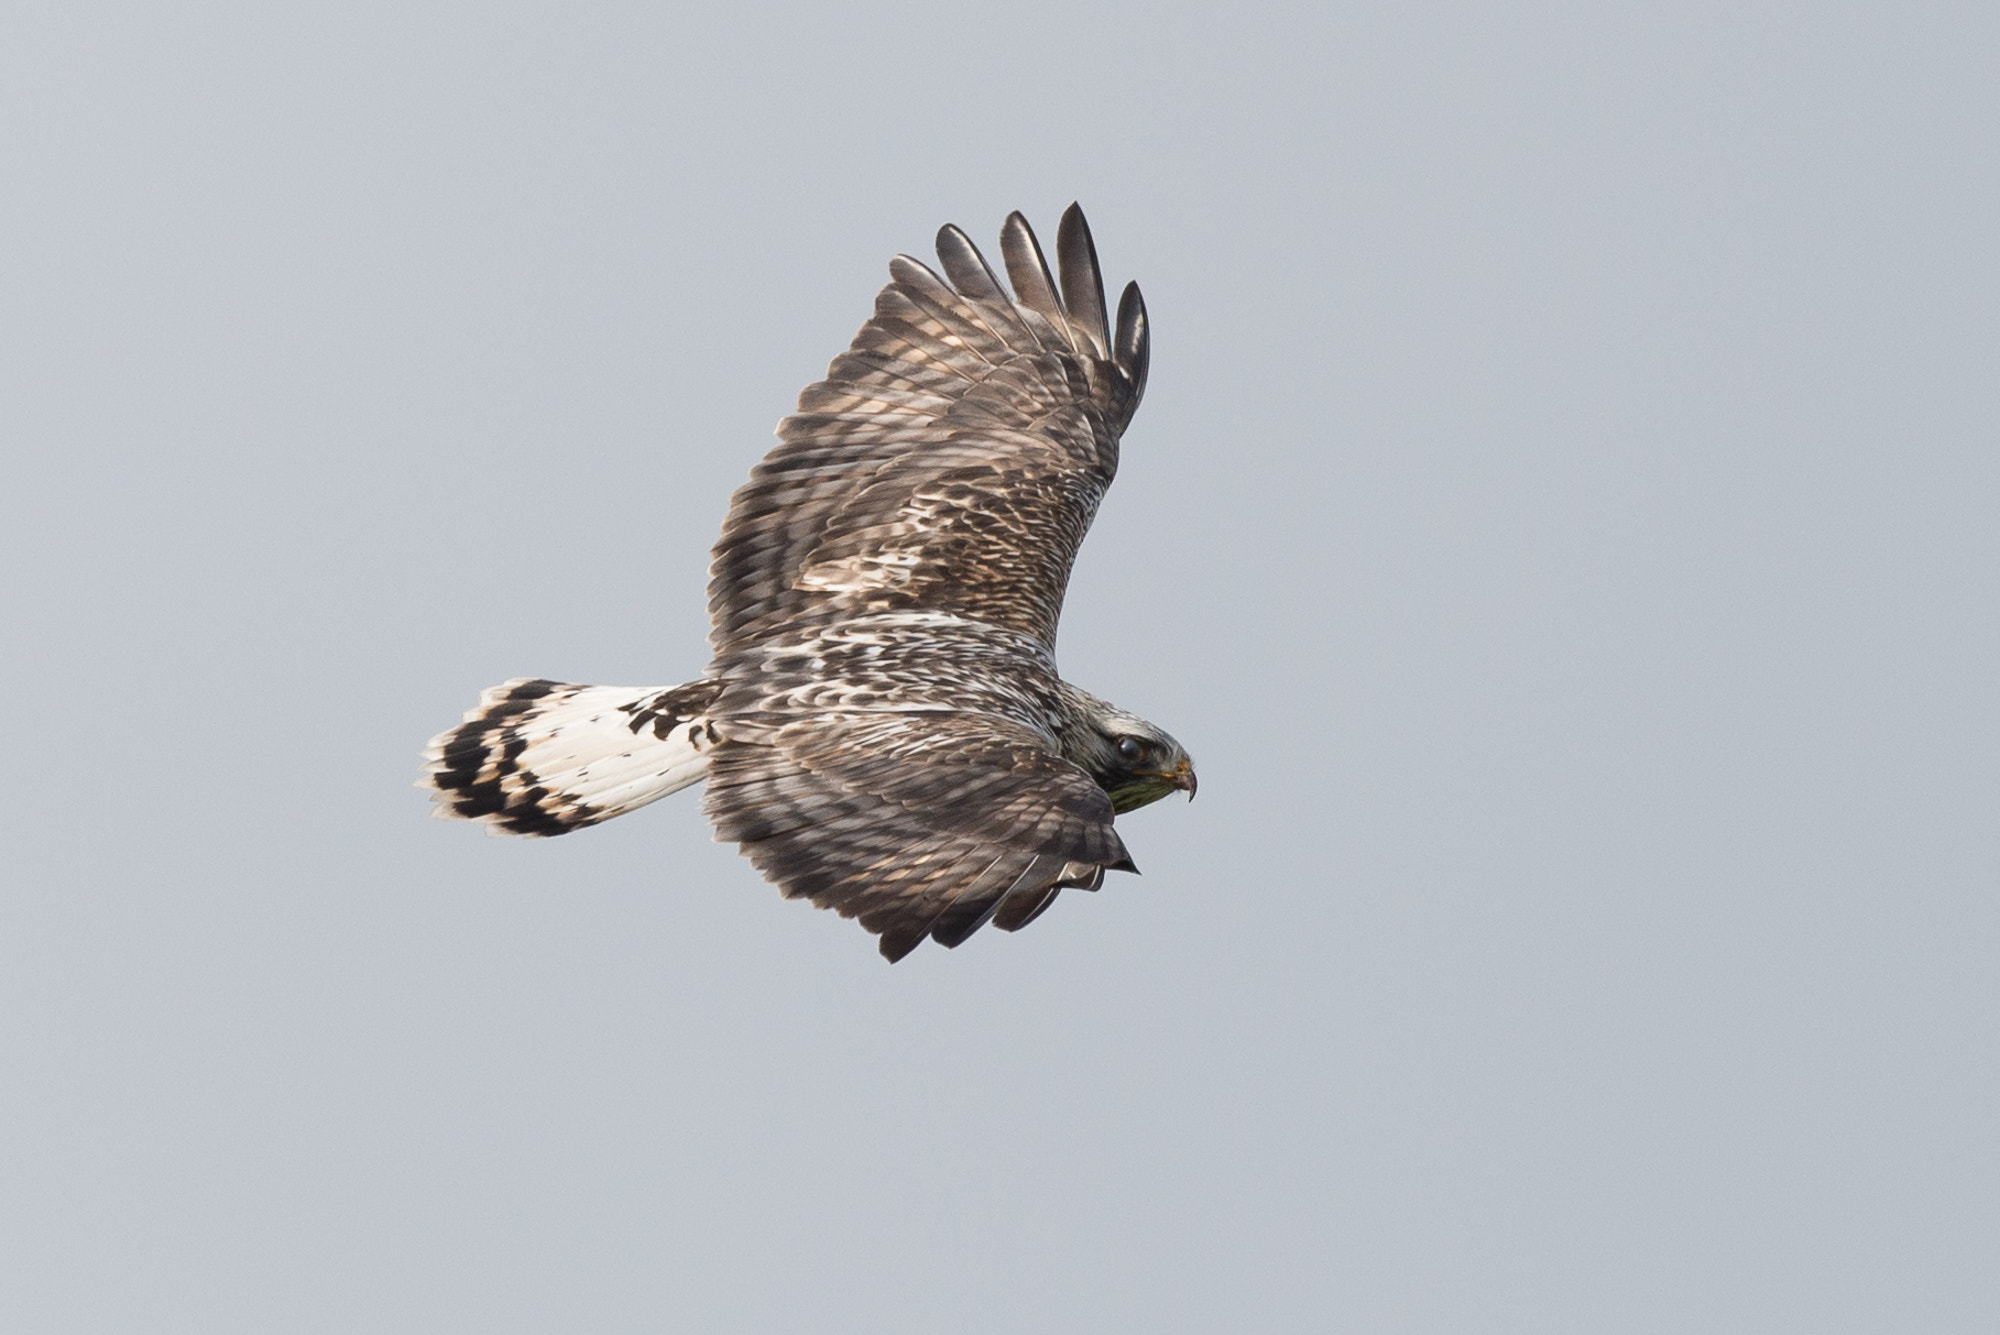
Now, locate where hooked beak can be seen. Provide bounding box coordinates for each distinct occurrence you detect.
[1167,759,1197,801]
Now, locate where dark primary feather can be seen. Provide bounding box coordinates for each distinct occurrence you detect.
[1000,212,1069,344]
[1113,282,1150,424]
[1056,204,1110,357]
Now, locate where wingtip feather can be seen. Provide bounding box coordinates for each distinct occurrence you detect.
[934,223,1010,307]
[1056,203,1109,359]
[1000,210,1070,340]
[1115,280,1150,400]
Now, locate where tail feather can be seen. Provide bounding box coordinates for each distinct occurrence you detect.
[420,677,721,836]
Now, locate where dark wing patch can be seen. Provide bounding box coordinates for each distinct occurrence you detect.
[702,712,1131,960]
[707,205,1149,656]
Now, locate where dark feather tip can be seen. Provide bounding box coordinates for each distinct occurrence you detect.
[1055,203,1109,357]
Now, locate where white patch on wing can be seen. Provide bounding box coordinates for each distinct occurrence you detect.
[795,548,924,591]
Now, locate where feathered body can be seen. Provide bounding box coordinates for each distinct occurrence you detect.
[422,206,1194,961]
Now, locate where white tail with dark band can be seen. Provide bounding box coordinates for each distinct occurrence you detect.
[420,677,722,836]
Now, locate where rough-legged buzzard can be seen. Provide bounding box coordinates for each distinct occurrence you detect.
[421,205,1194,961]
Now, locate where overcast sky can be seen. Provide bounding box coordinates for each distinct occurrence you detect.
[4,4,1996,1331]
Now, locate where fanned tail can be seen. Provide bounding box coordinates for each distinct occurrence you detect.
[419,677,721,836]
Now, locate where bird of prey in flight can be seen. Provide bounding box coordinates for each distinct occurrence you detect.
[420,204,1195,961]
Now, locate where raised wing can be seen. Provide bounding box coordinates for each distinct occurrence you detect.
[702,711,1132,961]
[706,204,1150,657]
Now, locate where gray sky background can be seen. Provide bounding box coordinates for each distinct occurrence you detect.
[4,4,1995,1331]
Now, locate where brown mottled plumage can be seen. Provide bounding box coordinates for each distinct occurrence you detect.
[421,206,1194,961]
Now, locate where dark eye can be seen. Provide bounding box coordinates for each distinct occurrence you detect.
[1116,737,1143,762]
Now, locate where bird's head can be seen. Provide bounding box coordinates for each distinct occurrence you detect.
[1070,702,1196,814]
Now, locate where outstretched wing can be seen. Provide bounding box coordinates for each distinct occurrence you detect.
[702,711,1132,961]
[707,204,1150,657]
